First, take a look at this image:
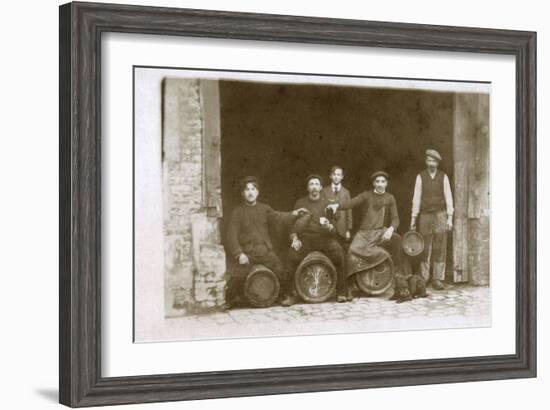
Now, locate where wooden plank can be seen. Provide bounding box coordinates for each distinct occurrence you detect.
[452,164,469,282]
[200,80,223,218]
[463,94,478,220]
[468,94,491,285]
[452,94,474,283]
[467,93,490,219]
[478,95,491,216]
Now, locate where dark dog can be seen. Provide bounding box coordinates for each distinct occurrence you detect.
[390,273,429,303]
[390,274,413,303]
[409,274,429,299]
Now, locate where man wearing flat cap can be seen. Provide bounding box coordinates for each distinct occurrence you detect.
[410,149,454,290]
[287,174,348,305]
[225,176,308,308]
[327,171,410,296]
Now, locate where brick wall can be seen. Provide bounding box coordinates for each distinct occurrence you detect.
[162,78,226,316]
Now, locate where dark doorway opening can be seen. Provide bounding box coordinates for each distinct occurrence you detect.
[219,80,454,278]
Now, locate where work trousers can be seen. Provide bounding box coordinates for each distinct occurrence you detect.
[418,210,448,281]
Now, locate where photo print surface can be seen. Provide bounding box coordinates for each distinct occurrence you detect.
[133,66,491,342]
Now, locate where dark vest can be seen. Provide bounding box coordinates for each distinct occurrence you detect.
[420,170,446,213]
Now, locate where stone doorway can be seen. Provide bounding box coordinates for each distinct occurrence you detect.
[161,77,490,316]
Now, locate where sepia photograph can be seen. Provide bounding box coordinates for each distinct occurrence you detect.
[54,2,538,406]
[134,66,490,342]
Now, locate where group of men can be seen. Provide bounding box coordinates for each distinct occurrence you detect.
[225,149,454,308]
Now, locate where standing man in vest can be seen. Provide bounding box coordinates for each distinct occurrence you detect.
[321,165,352,247]
[410,149,454,290]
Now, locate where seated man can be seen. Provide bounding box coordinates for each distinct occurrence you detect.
[327,171,411,292]
[225,176,308,308]
[286,174,348,305]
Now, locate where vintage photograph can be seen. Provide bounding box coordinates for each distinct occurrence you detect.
[134,67,490,342]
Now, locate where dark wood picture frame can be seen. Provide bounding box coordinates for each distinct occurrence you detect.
[59,1,536,407]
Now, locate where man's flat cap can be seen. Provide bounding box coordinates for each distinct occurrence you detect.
[306,174,323,185]
[370,170,389,181]
[425,149,442,161]
[240,176,260,189]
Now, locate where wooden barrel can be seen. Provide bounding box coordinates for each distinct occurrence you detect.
[402,231,424,257]
[355,258,394,296]
[294,251,337,303]
[243,264,280,308]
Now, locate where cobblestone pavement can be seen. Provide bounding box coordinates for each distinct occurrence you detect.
[166,284,491,340]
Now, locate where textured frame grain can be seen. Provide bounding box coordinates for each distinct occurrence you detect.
[59,1,536,407]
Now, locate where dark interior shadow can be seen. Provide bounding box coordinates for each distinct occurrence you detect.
[219,80,456,273]
[35,388,58,403]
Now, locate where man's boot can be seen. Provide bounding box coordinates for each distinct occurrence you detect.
[281,293,297,307]
[280,280,298,307]
[431,279,445,290]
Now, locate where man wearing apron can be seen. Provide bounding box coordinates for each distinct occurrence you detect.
[327,171,410,295]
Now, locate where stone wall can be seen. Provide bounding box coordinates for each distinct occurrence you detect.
[162,78,226,316]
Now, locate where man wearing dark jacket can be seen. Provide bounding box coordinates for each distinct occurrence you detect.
[225,176,307,307]
[321,165,353,246]
[287,174,348,305]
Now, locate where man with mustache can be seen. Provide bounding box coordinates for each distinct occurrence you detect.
[410,149,454,290]
[225,176,308,308]
[285,174,348,305]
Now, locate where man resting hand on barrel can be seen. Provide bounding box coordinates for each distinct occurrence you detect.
[326,171,411,295]
[225,176,308,309]
[286,174,348,305]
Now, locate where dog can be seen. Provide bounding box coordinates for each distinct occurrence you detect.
[390,273,429,303]
[409,274,428,299]
[390,273,413,303]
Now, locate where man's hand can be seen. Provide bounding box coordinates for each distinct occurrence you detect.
[410,217,417,231]
[446,216,453,232]
[292,207,309,217]
[291,237,302,251]
[319,217,334,232]
[345,230,351,241]
[238,253,250,265]
[326,203,339,214]
[381,226,394,242]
